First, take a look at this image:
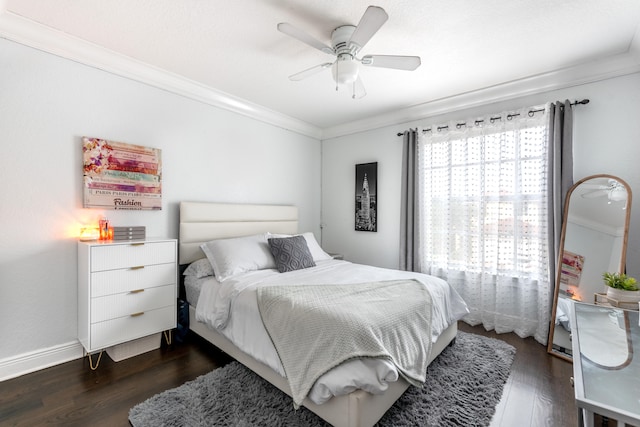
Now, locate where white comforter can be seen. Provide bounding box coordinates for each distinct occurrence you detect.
[195,259,469,404]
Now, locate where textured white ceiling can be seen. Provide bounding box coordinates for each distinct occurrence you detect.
[3,0,640,135]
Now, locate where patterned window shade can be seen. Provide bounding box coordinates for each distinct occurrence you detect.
[418,107,552,342]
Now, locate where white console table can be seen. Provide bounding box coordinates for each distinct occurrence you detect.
[570,302,640,426]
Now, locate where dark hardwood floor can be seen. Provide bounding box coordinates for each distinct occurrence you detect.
[456,322,577,427]
[1,323,577,427]
[0,335,232,427]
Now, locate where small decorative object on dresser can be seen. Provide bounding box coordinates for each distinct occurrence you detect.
[112,226,146,241]
[77,238,177,369]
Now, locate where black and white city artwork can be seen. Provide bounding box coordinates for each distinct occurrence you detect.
[355,162,377,232]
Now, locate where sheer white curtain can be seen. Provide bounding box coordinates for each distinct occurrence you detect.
[417,106,552,344]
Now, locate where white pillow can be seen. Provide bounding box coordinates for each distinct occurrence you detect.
[200,233,276,281]
[267,231,332,262]
[301,232,333,261]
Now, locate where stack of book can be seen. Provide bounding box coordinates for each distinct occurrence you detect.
[112,226,146,241]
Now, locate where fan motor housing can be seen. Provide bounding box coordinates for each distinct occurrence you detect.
[331,25,357,55]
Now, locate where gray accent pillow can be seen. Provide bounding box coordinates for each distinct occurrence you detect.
[267,232,333,262]
[183,258,214,278]
[268,235,316,273]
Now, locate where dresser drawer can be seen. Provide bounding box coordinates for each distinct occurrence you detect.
[91,284,175,323]
[90,306,176,350]
[91,263,175,297]
[91,241,176,272]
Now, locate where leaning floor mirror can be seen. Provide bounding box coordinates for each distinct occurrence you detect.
[547,174,632,361]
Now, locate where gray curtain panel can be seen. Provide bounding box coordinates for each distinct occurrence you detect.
[547,100,574,295]
[400,129,419,271]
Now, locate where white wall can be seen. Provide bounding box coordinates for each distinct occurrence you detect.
[322,73,640,276]
[0,38,321,374]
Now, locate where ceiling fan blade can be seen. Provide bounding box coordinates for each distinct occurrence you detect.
[278,23,335,55]
[348,6,388,51]
[580,183,609,189]
[361,54,421,70]
[352,76,367,99]
[580,189,606,198]
[289,63,333,81]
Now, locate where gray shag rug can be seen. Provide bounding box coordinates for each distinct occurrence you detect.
[129,331,515,427]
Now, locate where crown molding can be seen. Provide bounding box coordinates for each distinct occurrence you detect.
[568,213,625,238]
[2,4,639,142]
[631,22,640,62]
[321,52,640,139]
[0,7,323,140]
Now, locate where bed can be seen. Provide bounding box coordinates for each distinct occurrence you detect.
[179,201,468,427]
[552,295,574,355]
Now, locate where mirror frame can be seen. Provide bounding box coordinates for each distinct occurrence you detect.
[547,174,632,362]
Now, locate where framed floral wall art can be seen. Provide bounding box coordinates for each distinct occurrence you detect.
[82,137,162,210]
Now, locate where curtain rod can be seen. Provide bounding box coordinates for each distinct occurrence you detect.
[396,99,590,136]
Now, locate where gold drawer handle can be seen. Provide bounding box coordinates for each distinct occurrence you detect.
[130,266,145,270]
[130,243,145,246]
[129,289,145,294]
[130,312,145,317]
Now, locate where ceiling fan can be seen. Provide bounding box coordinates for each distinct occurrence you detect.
[277,5,421,99]
[580,179,627,203]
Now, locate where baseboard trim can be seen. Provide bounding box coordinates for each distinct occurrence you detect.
[0,341,84,382]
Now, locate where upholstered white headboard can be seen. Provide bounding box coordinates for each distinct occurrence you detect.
[178,201,298,265]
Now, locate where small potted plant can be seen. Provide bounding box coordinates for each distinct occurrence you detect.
[603,272,640,304]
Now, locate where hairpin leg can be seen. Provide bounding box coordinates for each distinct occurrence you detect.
[163,330,172,345]
[87,351,103,370]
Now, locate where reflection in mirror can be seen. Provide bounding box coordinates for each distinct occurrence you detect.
[578,307,631,369]
[548,174,632,361]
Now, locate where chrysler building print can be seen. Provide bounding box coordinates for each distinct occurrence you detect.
[360,173,371,223]
[355,162,377,232]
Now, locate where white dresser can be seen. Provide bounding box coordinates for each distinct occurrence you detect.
[78,238,177,364]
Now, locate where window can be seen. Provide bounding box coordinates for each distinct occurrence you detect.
[416,108,552,342]
[420,123,548,280]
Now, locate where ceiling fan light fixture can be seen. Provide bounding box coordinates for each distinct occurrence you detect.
[609,186,627,202]
[332,56,359,85]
